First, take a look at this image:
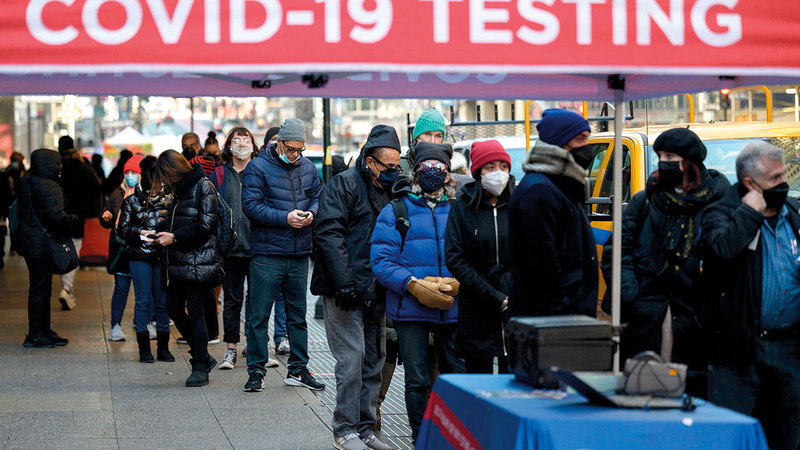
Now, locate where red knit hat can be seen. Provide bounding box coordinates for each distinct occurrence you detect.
[469,140,511,177]
[123,154,144,174]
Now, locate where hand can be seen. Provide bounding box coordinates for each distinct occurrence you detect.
[287,210,307,229]
[334,286,362,311]
[742,189,766,214]
[301,211,314,227]
[102,210,113,221]
[407,277,455,310]
[423,276,460,296]
[501,297,509,312]
[155,232,174,246]
[140,229,156,242]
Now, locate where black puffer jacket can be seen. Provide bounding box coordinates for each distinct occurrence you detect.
[118,185,173,261]
[100,185,126,273]
[616,170,729,366]
[16,149,81,258]
[445,179,513,358]
[165,164,223,286]
[310,126,394,299]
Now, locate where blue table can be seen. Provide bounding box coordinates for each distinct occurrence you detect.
[417,374,767,450]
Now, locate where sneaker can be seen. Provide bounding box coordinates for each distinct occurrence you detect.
[23,334,55,348]
[147,322,157,340]
[42,330,68,346]
[219,349,237,370]
[208,337,220,345]
[108,324,126,341]
[266,358,279,368]
[284,368,325,391]
[169,319,174,326]
[334,433,369,450]
[244,372,265,392]
[176,337,188,344]
[361,434,394,450]
[276,337,290,355]
[58,289,75,311]
[241,346,247,357]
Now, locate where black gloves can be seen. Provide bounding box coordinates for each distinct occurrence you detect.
[334,285,362,311]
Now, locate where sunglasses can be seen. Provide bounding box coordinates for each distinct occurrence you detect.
[417,161,448,173]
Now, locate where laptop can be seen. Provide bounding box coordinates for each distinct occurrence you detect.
[544,367,685,409]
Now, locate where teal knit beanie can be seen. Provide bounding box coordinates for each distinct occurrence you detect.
[412,109,447,140]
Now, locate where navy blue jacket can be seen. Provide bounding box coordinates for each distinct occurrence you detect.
[241,145,321,256]
[371,188,458,324]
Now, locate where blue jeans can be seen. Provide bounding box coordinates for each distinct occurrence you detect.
[129,261,168,334]
[110,274,131,327]
[247,255,309,376]
[273,289,287,345]
[395,321,463,439]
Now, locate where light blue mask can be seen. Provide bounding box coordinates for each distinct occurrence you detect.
[124,173,139,188]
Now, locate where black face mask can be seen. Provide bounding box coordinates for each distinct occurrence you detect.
[570,145,594,170]
[760,181,790,210]
[658,161,683,188]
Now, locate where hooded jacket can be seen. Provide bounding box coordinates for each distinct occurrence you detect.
[311,125,397,298]
[59,152,103,226]
[241,144,321,256]
[371,179,458,324]
[507,140,598,318]
[165,164,223,286]
[445,179,513,357]
[16,149,81,258]
[117,185,174,262]
[213,162,252,257]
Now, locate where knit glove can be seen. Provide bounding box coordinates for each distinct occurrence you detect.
[334,285,362,311]
[423,276,460,296]
[407,277,455,310]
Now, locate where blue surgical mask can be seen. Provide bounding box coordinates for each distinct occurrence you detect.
[417,169,447,193]
[279,153,291,164]
[124,173,139,188]
[376,168,398,191]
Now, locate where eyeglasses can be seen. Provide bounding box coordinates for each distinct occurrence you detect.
[373,157,403,174]
[417,161,448,173]
[282,144,305,154]
[233,137,252,145]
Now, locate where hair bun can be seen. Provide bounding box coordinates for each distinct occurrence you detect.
[207,131,216,139]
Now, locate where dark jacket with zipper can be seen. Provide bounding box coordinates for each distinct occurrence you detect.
[311,134,393,298]
[100,185,126,273]
[16,149,81,259]
[117,185,173,262]
[241,144,321,256]
[165,164,223,286]
[700,184,800,364]
[445,180,513,357]
[212,163,251,258]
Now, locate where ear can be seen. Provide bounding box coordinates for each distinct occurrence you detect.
[742,176,760,193]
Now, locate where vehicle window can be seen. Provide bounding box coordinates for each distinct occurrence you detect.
[507,147,527,182]
[588,143,609,196]
[597,145,631,215]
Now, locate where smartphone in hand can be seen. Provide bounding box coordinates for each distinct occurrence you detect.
[297,212,309,218]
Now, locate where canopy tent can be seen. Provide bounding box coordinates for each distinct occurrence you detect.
[3,0,800,369]
[105,126,149,145]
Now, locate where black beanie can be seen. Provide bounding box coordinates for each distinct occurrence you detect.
[58,135,74,155]
[362,124,401,156]
[414,142,453,168]
[653,128,707,165]
[263,127,280,146]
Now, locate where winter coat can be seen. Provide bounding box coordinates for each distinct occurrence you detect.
[16,149,81,259]
[100,185,126,273]
[371,181,458,324]
[59,155,103,227]
[212,163,252,257]
[311,137,392,298]
[507,171,598,318]
[700,184,800,363]
[616,171,729,365]
[241,145,321,256]
[445,180,512,357]
[118,185,173,262]
[165,164,223,286]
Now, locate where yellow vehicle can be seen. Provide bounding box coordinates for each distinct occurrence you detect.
[586,122,800,302]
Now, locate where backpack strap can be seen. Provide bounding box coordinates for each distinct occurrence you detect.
[390,197,410,253]
[214,165,225,189]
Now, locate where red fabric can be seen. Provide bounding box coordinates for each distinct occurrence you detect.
[469,140,511,177]
[190,156,216,177]
[80,218,110,266]
[422,391,483,450]
[123,154,143,174]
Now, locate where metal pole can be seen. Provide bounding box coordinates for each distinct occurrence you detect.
[611,88,624,373]
[323,98,331,183]
[27,103,32,157]
[190,97,194,132]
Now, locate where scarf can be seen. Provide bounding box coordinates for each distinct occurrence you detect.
[522,140,587,185]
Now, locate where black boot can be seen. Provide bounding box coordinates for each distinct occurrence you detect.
[136,332,154,363]
[186,357,211,387]
[156,331,175,362]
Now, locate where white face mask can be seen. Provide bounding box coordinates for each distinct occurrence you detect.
[230,144,251,160]
[481,170,509,197]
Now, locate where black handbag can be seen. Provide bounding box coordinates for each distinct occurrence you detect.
[25,182,80,275]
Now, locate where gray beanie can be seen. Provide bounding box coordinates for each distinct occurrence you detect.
[277,118,306,142]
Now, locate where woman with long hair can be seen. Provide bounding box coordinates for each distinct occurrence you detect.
[153,150,223,387]
[617,128,730,397]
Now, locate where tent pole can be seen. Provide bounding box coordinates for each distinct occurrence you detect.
[190,97,194,132]
[611,81,624,373]
[323,98,332,183]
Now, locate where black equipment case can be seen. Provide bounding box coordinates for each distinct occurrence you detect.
[507,315,615,388]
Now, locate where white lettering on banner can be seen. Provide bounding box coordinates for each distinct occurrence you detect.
[470,0,512,44]
[317,0,341,42]
[691,0,741,47]
[205,0,221,43]
[437,72,470,82]
[612,0,627,44]
[348,0,392,43]
[230,0,282,43]
[433,404,477,450]
[636,0,685,45]
[423,0,463,43]
[563,0,605,45]
[476,72,506,83]
[146,0,193,44]
[26,0,79,45]
[83,0,143,45]
[517,0,559,45]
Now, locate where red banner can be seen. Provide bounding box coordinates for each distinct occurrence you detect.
[423,391,483,450]
[1,0,799,76]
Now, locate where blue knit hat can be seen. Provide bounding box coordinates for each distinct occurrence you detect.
[412,109,447,140]
[536,109,591,148]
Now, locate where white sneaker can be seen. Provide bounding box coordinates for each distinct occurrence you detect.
[208,338,221,344]
[107,324,126,341]
[219,349,237,370]
[59,289,75,311]
[266,358,279,368]
[147,322,157,340]
[334,433,369,450]
[277,337,290,355]
[361,434,394,450]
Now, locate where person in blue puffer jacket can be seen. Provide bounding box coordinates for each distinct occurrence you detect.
[371,142,465,442]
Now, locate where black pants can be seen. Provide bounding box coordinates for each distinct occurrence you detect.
[205,288,219,340]
[464,355,509,374]
[222,256,250,343]
[25,256,52,336]
[167,282,213,361]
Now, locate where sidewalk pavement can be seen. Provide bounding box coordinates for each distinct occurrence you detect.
[0,253,412,450]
